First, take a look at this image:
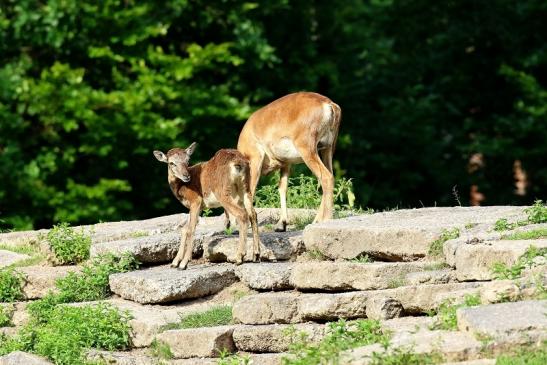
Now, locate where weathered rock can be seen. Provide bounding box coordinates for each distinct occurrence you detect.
[233,324,325,353]
[204,231,302,263]
[235,263,293,290]
[0,250,30,268]
[109,264,237,304]
[86,350,153,365]
[289,261,428,291]
[18,265,80,299]
[479,280,520,304]
[365,297,403,320]
[441,360,496,365]
[304,206,526,261]
[457,300,547,338]
[169,353,285,365]
[445,239,547,281]
[405,269,455,285]
[380,316,435,334]
[0,302,28,328]
[0,351,52,365]
[156,326,235,358]
[298,292,369,321]
[233,292,301,324]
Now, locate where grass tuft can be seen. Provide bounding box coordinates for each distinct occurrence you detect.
[350,254,373,263]
[306,249,330,261]
[492,246,547,280]
[429,294,481,330]
[150,339,174,360]
[45,223,91,265]
[502,228,547,240]
[496,342,546,365]
[494,200,547,231]
[0,305,13,327]
[428,228,460,257]
[163,306,233,330]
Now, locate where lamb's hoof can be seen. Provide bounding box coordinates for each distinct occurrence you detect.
[252,253,260,263]
[274,221,287,232]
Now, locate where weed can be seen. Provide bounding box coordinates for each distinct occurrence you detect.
[387,275,407,289]
[493,200,547,231]
[494,218,517,231]
[423,262,451,271]
[502,228,547,240]
[45,223,91,264]
[164,306,232,330]
[428,228,460,257]
[224,226,234,235]
[465,222,477,229]
[492,246,547,280]
[0,268,24,302]
[283,319,390,365]
[306,249,329,261]
[218,350,251,365]
[150,339,174,360]
[293,214,315,230]
[496,341,547,365]
[130,231,149,238]
[350,254,373,263]
[429,294,481,330]
[370,346,443,365]
[0,305,13,327]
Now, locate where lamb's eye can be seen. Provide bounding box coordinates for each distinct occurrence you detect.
[169,162,175,167]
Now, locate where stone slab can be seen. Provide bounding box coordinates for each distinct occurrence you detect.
[156,326,235,358]
[0,250,30,268]
[235,263,293,290]
[290,261,428,291]
[457,300,547,337]
[18,265,80,299]
[0,351,52,365]
[405,269,455,285]
[304,206,526,261]
[109,264,237,304]
[233,324,325,353]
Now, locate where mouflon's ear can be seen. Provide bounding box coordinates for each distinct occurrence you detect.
[153,150,168,163]
[186,142,197,156]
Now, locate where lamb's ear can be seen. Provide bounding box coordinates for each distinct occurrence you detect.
[153,150,168,163]
[186,142,197,156]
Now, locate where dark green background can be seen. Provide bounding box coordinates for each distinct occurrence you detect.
[1,0,546,230]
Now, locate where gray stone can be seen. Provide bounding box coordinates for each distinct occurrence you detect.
[446,239,547,281]
[380,316,435,334]
[457,300,547,337]
[365,297,403,320]
[303,206,526,261]
[235,263,293,290]
[109,264,237,304]
[204,231,302,263]
[479,280,520,304]
[233,292,300,325]
[298,292,369,321]
[233,324,325,353]
[168,353,285,365]
[0,250,30,268]
[86,350,153,365]
[289,261,428,291]
[0,352,52,365]
[0,302,28,328]
[19,265,81,299]
[156,326,235,358]
[405,269,455,285]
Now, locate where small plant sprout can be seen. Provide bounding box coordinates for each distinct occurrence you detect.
[428,228,460,257]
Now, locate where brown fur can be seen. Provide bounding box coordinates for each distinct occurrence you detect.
[237,92,341,231]
[155,146,261,269]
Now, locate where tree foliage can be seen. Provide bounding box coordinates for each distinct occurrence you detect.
[0,0,546,229]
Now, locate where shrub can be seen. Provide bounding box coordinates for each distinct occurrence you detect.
[430,294,481,330]
[525,200,547,224]
[45,223,91,264]
[0,305,13,327]
[0,268,24,302]
[428,228,460,257]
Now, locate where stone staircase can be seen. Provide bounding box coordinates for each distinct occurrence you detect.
[1,206,546,365]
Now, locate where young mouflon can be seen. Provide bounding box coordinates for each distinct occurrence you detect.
[154,143,261,269]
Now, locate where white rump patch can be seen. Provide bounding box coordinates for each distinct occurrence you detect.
[203,192,221,208]
[272,137,302,163]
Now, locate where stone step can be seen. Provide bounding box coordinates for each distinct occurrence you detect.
[405,269,455,285]
[156,326,235,358]
[109,264,237,304]
[303,206,526,261]
[18,265,81,299]
[445,239,547,281]
[441,360,496,365]
[0,351,52,365]
[233,282,483,325]
[289,261,430,291]
[0,250,30,268]
[235,262,293,291]
[456,300,547,339]
[203,231,302,263]
[233,324,326,353]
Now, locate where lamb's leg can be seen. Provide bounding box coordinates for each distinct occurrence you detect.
[172,205,200,270]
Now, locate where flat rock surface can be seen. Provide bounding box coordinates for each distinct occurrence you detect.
[0,250,30,268]
[457,300,547,337]
[235,262,294,290]
[18,265,81,299]
[290,261,429,291]
[0,351,52,365]
[156,326,235,358]
[109,264,237,304]
[233,324,325,353]
[203,231,302,263]
[405,269,455,285]
[304,206,526,261]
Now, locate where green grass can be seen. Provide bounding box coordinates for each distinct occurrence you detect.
[0,268,24,303]
[494,200,547,231]
[428,228,460,257]
[163,306,233,330]
[218,351,251,365]
[496,342,547,365]
[349,254,373,263]
[0,305,13,327]
[282,319,390,365]
[492,246,547,280]
[130,231,149,238]
[306,249,330,261]
[429,294,481,330]
[0,303,132,365]
[387,275,407,289]
[150,339,174,360]
[502,228,547,240]
[0,243,46,267]
[45,223,91,265]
